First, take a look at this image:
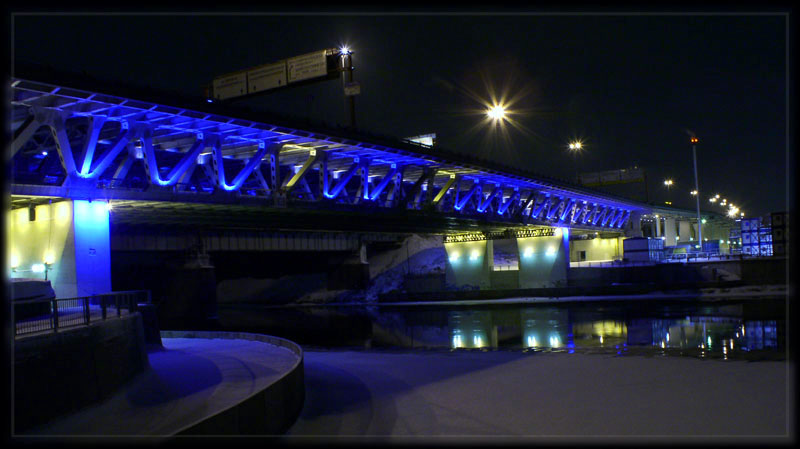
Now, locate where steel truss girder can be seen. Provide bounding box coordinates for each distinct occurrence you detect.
[400,167,436,210]
[282,148,320,194]
[140,126,205,187]
[497,189,520,216]
[323,156,363,201]
[431,174,458,208]
[368,163,398,201]
[454,179,481,211]
[11,98,649,231]
[477,183,502,213]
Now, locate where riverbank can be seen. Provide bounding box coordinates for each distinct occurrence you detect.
[285,349,791,441]
[374,282,788,305]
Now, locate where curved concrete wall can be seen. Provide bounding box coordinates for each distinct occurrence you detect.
[159,331,305,435]
[14,314,149,433]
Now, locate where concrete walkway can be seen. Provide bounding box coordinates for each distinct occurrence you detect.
[286,350,791,441]
[26,337,300,436]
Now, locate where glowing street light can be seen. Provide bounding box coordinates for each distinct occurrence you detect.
[690,190,698,196]
[567,140,585,181]
[487,104,506,121]
[568,140,583,151]
[339,46,352,55]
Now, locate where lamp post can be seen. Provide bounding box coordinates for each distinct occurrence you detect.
[340,46,356,128]
[568,140,583,182]
[663,179,673,203]
[690,136,703,247]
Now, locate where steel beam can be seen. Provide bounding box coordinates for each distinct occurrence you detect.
[432,174,458,207]
[477,183,502,213]
[368,163,398,201]
[281,149,319,194]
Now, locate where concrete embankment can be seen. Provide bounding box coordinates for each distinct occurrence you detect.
[14,314,149,433]
[24,331,305,436]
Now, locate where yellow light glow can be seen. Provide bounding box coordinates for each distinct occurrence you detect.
[56,202,70,222]
[487,104,506,120]
[10,253,19,269]
[43,251,55,265]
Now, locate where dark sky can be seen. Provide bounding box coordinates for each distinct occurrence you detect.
[11,12,789,217]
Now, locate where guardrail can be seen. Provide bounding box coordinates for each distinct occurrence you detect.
[13,290,151,337]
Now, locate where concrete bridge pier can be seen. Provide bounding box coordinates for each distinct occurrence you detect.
[8,199,111,299]
[678,220,693,243]
[664,217,677,246]
[442,228,570,290]
[516,228,570,288]
[444,239,493,290]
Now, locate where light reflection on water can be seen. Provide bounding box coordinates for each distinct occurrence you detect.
[217,301,784,360]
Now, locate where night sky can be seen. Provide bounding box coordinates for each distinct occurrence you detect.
[11,12,789,217]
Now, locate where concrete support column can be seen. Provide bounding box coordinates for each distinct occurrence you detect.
[664,217,677,246]
[626,211,644,237]
[516,227,569,288]
[655,217,662,237]
[8,200,111,298]
[678,220,692,243]
[444,239,492,290]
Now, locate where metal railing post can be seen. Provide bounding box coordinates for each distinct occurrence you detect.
[52,298,59,332]
[116,294,121,318]
[84,296,90,325]
[101,295,107,320]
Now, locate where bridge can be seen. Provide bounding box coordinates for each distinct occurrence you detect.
[8,64,733,302]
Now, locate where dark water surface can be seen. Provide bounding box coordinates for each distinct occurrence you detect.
[217,298,786,361]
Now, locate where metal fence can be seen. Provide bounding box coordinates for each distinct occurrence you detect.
[13,290,151,337]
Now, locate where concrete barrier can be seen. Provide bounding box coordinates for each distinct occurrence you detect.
[14,314,149,433]
[159,331,305,435]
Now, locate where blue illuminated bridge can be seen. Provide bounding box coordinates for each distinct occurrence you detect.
[10,65,660,235]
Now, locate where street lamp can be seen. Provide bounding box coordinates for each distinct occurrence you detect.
[567,140,584,182]
[487,104,506,121]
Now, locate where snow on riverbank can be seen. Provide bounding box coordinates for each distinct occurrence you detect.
[287,349,792,439]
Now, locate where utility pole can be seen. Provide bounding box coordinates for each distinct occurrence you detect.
[691,136,703,247]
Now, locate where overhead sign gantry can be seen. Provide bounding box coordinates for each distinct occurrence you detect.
[208,48,343,101]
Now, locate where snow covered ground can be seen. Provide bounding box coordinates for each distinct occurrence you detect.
[285,349,792,441]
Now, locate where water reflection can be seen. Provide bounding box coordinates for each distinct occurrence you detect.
[218,301,783,359]
[521,308,569,350]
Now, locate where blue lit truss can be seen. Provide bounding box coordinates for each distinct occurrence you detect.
[9,76,648,231]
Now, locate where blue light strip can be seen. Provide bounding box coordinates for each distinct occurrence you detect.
[476,184,502,213]
[368,164,398,201]
[324,158,360,199]
[454,182,481,211]
[12,77,655,225]
[497,190,520,215]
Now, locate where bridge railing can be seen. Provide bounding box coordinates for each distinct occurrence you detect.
[13,290,151,337]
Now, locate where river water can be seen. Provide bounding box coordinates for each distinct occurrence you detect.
[216,298,785,361]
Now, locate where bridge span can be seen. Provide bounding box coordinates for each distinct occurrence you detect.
[8,65,733,305]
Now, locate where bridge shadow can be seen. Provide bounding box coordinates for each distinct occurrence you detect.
[296,348,530,425]
[126,347,223,406]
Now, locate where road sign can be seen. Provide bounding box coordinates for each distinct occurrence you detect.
[212,72,247,100]
[247,62,287,94]
[344,81,361,96]
[287,50,329,83]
